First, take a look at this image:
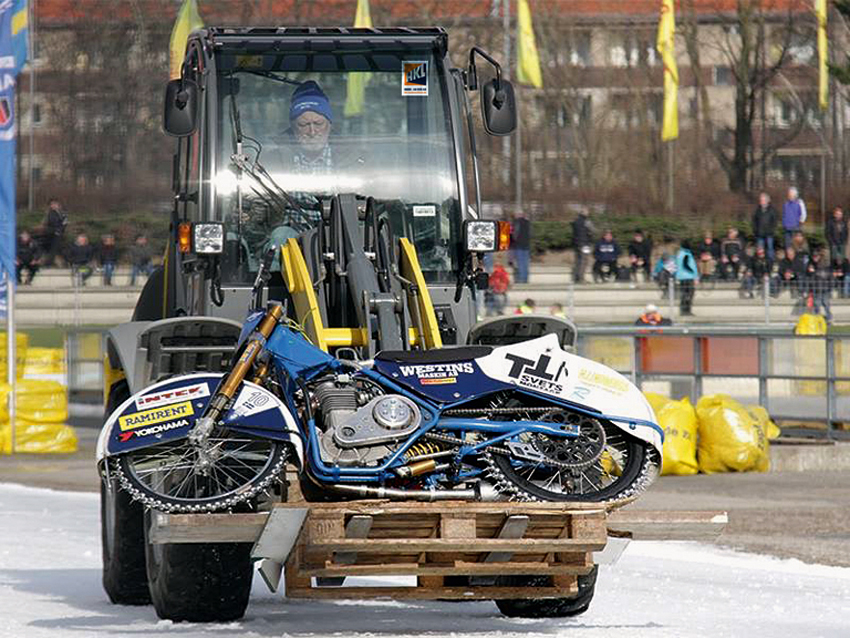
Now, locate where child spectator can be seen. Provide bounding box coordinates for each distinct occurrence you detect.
[720,227,744,280]
[129,234,153,286]
[515,298,536,315]
[99,234,119,286]
[593,230,620,282]
[486,261,510,316]
[696,231,721,279]
[15,230,41,285]
[66,233,95,286]
[740,245,772,298]
[628,230,652,281]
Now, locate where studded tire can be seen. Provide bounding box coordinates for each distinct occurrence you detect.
[101,381,151,605]
[144,510,254,622]
[494,566,598,618]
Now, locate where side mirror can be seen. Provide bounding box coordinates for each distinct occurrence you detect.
[481,78,517,136]
[163,78,199,137]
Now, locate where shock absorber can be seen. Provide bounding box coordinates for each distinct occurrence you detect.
[188,302,284,450]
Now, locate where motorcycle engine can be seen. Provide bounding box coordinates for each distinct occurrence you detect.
[313,379,421,467]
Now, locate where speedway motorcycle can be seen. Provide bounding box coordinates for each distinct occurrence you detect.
[98,256,662,513]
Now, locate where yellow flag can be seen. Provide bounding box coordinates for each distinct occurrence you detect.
[816,0,828,111]
[516,0,543,88]
[657,0,679,141]
[344,0,373,116]
[169,0,204,80]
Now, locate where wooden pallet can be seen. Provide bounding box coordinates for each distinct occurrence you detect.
[278,500,607,601]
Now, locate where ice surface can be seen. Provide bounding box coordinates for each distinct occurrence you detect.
[0,482,848,638]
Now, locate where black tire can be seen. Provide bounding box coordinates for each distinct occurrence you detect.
[101,381,151,605]
[494,566,598,618]
[144,512,254,622]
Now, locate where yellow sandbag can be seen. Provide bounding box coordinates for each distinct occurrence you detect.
[0,422,78,454]
[658,397,699,476]
[747,404,781,440]
[23,347,65,376]
[696,394,769,474]
[644,392,671,416]
[0,379,69,425]
[794,313,827,335]
[0,332,29,379]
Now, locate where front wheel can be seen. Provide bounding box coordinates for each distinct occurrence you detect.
[144,511,254,622]
[494,566,598,618]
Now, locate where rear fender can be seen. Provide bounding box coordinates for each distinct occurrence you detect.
[96,372,303,468]
[474,333,663,455]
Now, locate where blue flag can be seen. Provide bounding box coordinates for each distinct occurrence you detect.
[0,0,28,281]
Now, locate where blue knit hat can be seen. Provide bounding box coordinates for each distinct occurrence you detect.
[289,81,333,123]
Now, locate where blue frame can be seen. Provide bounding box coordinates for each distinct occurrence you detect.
[258,323,663,485]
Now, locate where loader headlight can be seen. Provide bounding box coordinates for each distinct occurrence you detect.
[193,222,224,255]
[464,220,498,253]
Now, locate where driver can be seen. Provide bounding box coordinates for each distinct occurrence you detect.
[288,80,334,176]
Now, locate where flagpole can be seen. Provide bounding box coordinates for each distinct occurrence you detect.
[26,0,33,213]
[7,272,14,454]
[502,0,511,189]
[668,140,674,212]
[515,90,522,214]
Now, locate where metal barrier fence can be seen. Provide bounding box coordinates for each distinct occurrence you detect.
[66,325,848,438]
[578,325,850,439]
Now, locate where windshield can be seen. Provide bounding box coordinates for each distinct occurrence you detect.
[212,47,462,284]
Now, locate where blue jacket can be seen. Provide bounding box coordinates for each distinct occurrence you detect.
[783,200,803,230]
[675,248,698,281]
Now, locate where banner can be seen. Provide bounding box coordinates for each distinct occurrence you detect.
[0,0,27,280]
[657,0,679,141]
[516,0,543,88]
[344,0,372,117]
[816,0,828,111]
[169,0,204,80]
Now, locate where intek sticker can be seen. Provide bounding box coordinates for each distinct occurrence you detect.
[135,383,210,410]
[119,401,195,431]
[402,61,428,96]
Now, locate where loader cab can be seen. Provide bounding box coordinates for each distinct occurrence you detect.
[163,28,514,346]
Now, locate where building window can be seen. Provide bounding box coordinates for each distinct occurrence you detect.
[610,32,657,68]
[32,103,41,125]
[32,167,41,182]
[713,66,734,86]
[558,95,592,128]
[787,30,816,65]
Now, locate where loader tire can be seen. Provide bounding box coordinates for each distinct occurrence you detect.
[144,513,253,622]
[494,566,598,618]
[101,380,151,605]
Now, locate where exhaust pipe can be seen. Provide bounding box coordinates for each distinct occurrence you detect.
[329,482,500,502]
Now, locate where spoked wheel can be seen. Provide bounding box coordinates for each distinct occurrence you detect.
[116,435,286,513]
[486,407,655,503]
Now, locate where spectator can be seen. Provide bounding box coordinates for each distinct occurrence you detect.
[790,230,809,257]
[720,227,744,280]
[515,298,536,314]
[777,248,797,295]
[675,240,699,316]
[592,229,620,282]
[550,302,567,318]
[628,230,652,281]
[66,233,95,286]
[653,252,677,292]
[804,250,832,322]
[42,198,68,267]
[696,231,721,279]
[782,186,807,247]
[825,206,848,265]
[99,234,119,286]
[832,258,849,298]
[486,261,510,316]
[740,245,772,298]
[635,303,672,326]
[510,210,531,284]
[571,210,594,283]
[129,234,153,286]
[15,230,41,285]
[752,191,777,261]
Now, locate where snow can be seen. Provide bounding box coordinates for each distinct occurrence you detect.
[0,482,848,638]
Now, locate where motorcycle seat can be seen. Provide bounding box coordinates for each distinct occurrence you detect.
[375,346,492,364]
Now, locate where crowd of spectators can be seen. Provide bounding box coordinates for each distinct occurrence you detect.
[14,198,155,287]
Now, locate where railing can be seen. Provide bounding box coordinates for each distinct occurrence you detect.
[66,325,847,439]
[578,325,849,439]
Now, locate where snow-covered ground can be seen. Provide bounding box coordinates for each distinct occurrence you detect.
[0,482,848,638]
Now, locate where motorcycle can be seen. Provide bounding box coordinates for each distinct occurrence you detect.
[97,253,662,512]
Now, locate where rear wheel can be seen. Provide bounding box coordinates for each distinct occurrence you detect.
[144,511,253,622]
[101,381,150,605]
[494,566,598,618]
